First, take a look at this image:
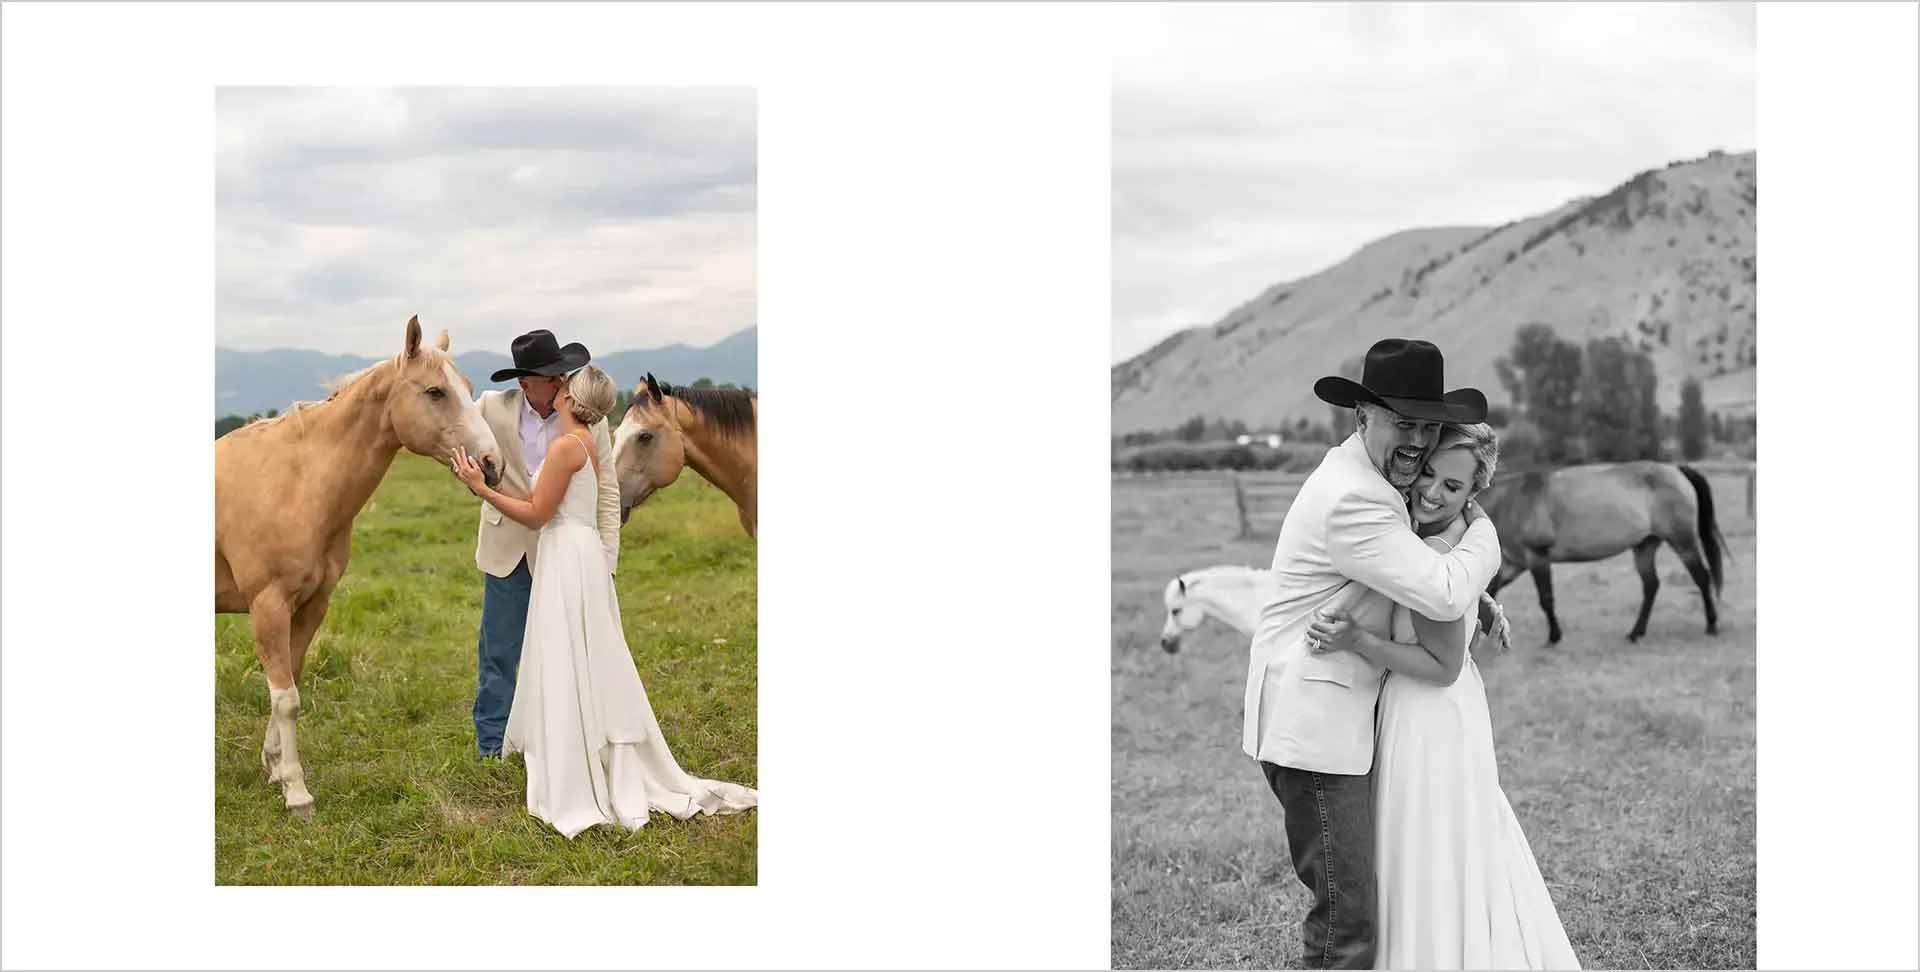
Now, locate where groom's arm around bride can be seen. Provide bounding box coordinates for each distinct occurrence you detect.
[1324,480,1496,623]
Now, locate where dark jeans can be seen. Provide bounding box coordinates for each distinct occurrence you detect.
[473,556,533,755]
[1262,761,1376,970]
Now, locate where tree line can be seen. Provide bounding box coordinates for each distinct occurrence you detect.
[1485,322,1752,464]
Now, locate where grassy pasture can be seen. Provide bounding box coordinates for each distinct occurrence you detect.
[1112,467,1756,969]
[215,453,757,885]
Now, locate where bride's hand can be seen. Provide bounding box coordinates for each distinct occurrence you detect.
[1478,593,1513,657]
[1306,608,1361,657]
[451,447,487,492]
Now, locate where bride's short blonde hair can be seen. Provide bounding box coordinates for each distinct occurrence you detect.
[565,365,617,426]
[1434,422,1499,493]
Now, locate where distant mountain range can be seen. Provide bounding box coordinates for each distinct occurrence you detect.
[215,327,756,417]
[1112,150,1756,435]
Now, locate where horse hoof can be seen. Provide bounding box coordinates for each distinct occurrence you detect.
[289,800,315,819]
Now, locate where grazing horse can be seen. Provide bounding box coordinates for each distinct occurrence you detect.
[613,373,757,538]
[1478,461,1726,644]
[214,316,502,815]
[1159,566,1278,653]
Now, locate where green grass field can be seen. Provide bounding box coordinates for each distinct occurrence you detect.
[1112,468,1755,969]
[215,453,757,885]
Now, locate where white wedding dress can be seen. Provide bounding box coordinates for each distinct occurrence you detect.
[503,435,758,838]
[1372,538,1579,970]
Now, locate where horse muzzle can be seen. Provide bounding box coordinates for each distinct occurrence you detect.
[619,484,655,524]
[1160,634,1181,654]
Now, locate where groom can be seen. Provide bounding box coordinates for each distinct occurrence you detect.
[1246,338,1502,969]
[470,329,621,758]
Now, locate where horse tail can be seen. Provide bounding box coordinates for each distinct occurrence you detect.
[1677,464,1725,598]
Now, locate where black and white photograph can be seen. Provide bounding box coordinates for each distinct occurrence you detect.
[1112,5,1757,968]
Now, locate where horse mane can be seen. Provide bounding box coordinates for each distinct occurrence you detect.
[228,359,392,436]
[1181,564,1264,584]
[659,382,756,439]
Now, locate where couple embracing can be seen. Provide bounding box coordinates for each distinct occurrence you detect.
[1249,339,1578,970]
[453,329,756,839]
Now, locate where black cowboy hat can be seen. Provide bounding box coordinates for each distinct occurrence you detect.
[490,329,591,382]
[1313,338,1488,424]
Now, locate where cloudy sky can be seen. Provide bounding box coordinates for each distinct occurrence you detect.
[217,87,754,358]
[1112,2,1755,363]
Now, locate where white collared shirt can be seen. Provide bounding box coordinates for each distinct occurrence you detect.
[518,394,562,481]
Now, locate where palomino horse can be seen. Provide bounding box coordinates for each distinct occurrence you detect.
[1158,565,1508,656]
[214,316,502,815]
[613,373,757,538]
[1478,461,1727,644]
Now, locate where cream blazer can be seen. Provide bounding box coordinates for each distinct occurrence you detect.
[1243,433,1502,774]
[473,389,620,578]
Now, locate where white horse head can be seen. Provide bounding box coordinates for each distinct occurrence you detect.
[1159,576,1201,652]
[1159,566,1277,654]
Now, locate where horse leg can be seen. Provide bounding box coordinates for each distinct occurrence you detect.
[280,582,334,777]
[260,711,281,778]
[290,560,342,684]
[1531,562,1562,644]
[1627,537,1662,642]
[251,587,314,816]
[1487,561,1523,599]
[1674,543,1720,637]
[250,588,289,780]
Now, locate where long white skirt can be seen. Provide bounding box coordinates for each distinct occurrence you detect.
[1374,656,1579,970]
[504,521,757,839]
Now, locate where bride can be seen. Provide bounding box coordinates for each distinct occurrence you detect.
[453,365,757,838]
[1308,422,1579,970]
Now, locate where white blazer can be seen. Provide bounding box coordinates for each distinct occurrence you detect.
[1243,433,1502,773]
[473,388,620,578]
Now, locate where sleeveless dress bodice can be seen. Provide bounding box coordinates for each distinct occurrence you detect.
[543,452,601,533]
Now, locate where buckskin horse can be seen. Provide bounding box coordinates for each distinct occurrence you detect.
[613,373,757,539]
[1478,461,1726,644]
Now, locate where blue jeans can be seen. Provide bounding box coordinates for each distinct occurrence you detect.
[1262,761,1376,970]
[473,556,532,755]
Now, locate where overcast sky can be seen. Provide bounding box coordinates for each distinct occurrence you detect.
[1112,2,1755,363]
[217,87,754,358]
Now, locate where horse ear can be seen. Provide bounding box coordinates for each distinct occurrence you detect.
[404,315,422,359]
[435,329,450,352]
[645,373,663,403]
[1178,577,1187,596]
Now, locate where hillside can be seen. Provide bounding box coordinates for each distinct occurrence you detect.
[1112,150,1756,434]
[216,327,756,417]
